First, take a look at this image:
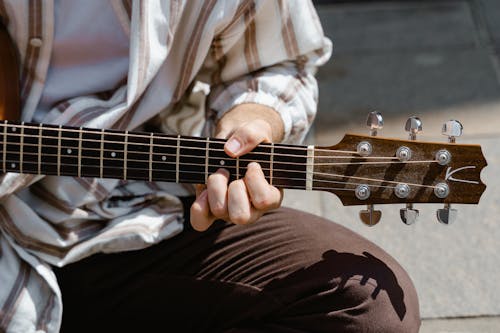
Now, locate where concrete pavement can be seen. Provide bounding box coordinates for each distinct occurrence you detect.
[283,0,500,329]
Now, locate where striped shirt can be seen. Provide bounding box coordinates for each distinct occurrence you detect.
[0,1,332,332]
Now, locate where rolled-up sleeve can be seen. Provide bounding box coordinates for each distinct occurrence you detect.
[206,0,332,143]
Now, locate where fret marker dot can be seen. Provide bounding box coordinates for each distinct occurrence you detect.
[67,148,72,154]
[111,152,117,158]
[220,160,225,166]
[162,156,167,161]
[11,128,16,132]
[10,163,15,168]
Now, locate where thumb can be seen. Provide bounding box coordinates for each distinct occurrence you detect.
[224,119,273,158]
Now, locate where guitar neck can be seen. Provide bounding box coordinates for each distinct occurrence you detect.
[0,121,312,190]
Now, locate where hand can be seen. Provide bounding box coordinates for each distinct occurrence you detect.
[190,104,285,231]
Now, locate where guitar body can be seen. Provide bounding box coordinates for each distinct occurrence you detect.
[0,22,20,121]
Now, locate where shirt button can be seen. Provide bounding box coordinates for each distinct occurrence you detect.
[29,38,43,47]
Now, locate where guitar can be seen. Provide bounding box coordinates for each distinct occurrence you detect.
[0,23,487,226]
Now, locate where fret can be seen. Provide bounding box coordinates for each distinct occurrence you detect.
[2,121,7,172]
[5,123,21,173]
[272,144,308,189]
[57,125,62,176]
[102,129,125,179]
[236,156,240,179]
[178,137,206,184]
[100,129,104,178]
[19,122,24,173]
[270,143,274,185]
[38,124,42,174]
[244,145,272,182]
[40,125,60,176]
[205,137,210,183]
[152,134,177,182]
[306,145,314,190]
[80,128,102,178]
[149,133,153,182]
[125,131,150,181]
[21,123,41,175]
[59,126,79,177]
[77,127,83,178]
[175,135,180,183]
[123,131,128,180]
[207,139,234,177]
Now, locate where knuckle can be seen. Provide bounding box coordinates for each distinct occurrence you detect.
[230,211,251,225]
[210,202,227,218]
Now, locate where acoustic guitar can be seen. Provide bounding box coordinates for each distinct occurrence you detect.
[0,23,487,226]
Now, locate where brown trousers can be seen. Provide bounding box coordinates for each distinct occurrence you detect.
[54,198,421,332]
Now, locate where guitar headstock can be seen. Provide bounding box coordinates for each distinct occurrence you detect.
[312,113,487,226]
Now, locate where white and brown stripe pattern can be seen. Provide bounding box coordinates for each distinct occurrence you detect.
[0,1,331,331]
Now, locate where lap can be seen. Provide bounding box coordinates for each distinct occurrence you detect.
[55,205,420,333]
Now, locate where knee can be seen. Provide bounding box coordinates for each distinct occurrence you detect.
[338,253,421,333]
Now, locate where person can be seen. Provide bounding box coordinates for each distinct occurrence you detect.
[0,1,420,332]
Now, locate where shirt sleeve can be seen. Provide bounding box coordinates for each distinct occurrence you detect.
[205,0,332,144]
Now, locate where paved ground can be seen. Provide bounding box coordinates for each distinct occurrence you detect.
[283,0,500,330]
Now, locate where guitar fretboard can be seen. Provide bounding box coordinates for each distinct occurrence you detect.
[0,122,311,190]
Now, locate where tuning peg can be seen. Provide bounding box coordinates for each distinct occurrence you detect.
[400,204,419,225]
[442,119,462,143]
[436,120,462,224]
[359,111,383,226]
[437,204,457,225]
[366,111,384,136]
[360,205,382,226]
[405,116,422,140]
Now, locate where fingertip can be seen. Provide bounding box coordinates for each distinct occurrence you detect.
[225,137,242,157]
[190,191,213,232]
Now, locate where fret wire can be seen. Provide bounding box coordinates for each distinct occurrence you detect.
[149,132,154,182]
[77,127,83,178]
[270,143,274,185]
[2,121,6,172]
[306,145,314,191]
[38,124,42,174]
[176,135,180,183]
[205,137,209,183]
[57,125,62,176]
[100,129,105,179]
[236,156,240,179]
[123,130,129,180]
[19,122,24,174]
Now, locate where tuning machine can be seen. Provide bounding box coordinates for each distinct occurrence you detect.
[359,111,383,226]
[436,120,463,225]
[399,116,422,225]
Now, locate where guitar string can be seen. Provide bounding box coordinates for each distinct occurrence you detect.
[0,151,441,190]
[0,140,439,167]
[0,158,420,191]
[0,122,427,156]
[2,129,438,165]
[0,128,373,159]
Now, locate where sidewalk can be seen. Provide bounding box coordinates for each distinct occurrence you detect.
[283,1,500,330]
